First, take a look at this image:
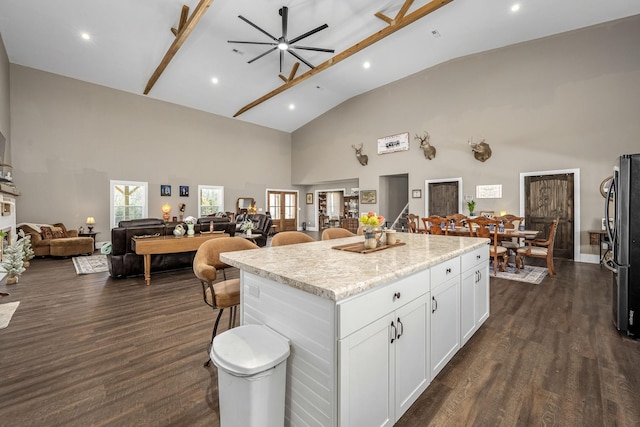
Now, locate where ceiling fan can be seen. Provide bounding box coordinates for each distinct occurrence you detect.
[228,6,334,73]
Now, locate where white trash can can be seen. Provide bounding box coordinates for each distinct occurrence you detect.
[211,324,291,427]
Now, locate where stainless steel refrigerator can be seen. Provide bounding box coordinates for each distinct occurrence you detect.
[605,153,640,336]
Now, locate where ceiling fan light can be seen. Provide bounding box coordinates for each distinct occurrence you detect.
[278,42,288,50]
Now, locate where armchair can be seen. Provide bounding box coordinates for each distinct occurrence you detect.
[516,218,559,276]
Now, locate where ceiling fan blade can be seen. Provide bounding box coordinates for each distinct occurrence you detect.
[280,6,288,40]
[289,23,329,44]
[238,15,278,41]
[287,49,315,69]
[290,45,335,53]
[228,41,278,46]
[248,47,278,64]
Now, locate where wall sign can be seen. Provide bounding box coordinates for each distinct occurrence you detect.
[377,132,409,154]
[475,184,502,199]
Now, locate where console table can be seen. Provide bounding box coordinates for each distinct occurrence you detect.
[588,229,611,264]
[132,233,228,285]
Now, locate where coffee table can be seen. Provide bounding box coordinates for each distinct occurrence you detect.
[132,233,228,285]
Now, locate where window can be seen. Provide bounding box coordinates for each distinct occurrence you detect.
[198,185,224,217]
[110,180,148,227]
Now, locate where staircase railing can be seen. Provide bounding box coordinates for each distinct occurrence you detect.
[390,202,410,232]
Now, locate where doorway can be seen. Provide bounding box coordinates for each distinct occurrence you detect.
[267,190,298,232]
[425,178,463,216]
[520,169,580,260]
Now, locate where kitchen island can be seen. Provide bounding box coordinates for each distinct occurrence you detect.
[221,233,490,427]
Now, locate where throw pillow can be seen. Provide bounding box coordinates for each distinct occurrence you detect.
[41,226,54,240]
[50,226,65,239]
[53,223,69,238]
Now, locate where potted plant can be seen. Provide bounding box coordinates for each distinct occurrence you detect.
[2,238,25,284]
[240,220,256,236]
[467,200,476,217]
[184,216,197,236]
[18,229,35,267]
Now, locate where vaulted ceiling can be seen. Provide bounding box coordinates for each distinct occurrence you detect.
[1,0,639,132]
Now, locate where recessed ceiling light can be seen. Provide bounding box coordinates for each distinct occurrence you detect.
[363,61,371,69]
[81,32,91,40]
[211,77,219,84]
[289,104,295,110]
[511,4,520,12]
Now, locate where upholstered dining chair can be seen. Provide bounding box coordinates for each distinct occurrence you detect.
[272,231,317,246]
[422,215,449,235]
[407,214,422,233]
[447,213,468,227]
[467,216,508,276]
[494,214,525,260]
[516,218,559,276]
[322,228,355,240]
[193,237,260,366]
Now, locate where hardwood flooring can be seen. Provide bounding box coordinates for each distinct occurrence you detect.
[0,253,639,426]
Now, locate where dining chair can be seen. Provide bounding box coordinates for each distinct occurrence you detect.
[272,231,317,246]
[422,215,449,235]
[407,214,422,233]
[321,228,355,240]
[516,218,559,276]
[193,237,260,366]
[494,214,525,259]
[467,216,508,276]
[446,213,468,227]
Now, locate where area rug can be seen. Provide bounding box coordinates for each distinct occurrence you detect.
[0,301,20,329]
[72,254,109,275]
[492,265,548,284]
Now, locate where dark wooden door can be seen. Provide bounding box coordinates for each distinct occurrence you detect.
[267,191,298,232]
[428,182,459,216]
[524,173,574,259]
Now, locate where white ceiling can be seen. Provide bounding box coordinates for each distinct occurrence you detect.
[1,0,639,133]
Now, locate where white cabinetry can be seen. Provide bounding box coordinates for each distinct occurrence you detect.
[338,270,430,426]
[429,256,461,379]
[460,246,490,345]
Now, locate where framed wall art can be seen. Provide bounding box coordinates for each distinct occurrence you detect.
[161,185,171,196]
[377,132,409,155]
[412,189,422,198]
[180,186,189,197]
[360,190,376,204]
[306,193,313,204]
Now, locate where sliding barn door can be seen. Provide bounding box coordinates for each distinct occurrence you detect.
[524,173,574,259]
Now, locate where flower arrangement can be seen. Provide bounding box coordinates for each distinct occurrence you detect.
[359,212,385,229]
[184,216,197,224]
[240,220,255,232]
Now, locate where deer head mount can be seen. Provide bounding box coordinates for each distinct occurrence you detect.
[469,137,492,162]
[352,143,368,166]
[415,132,436,160]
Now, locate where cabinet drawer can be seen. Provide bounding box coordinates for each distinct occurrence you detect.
[338,269,429,339]
[461,245,489,272]
[430,257,460,289]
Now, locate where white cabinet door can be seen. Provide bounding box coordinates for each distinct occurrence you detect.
[460,267,477,345]
[475,260,490,326]
[339,313,394,427]
[394,294,430,418]
[430,277,460,379]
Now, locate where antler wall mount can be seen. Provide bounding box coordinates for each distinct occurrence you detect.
[469,137,492,162]
[415,132,436,160]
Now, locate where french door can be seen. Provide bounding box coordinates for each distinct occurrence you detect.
[267,191,298,232]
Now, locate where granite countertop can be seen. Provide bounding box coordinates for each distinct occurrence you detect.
[220,233,489,302]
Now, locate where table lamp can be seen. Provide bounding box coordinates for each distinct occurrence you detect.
[162,204,172,222]
[86,217,95,233]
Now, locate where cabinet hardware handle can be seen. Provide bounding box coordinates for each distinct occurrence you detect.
[390,321,397,344]
[393,292,401,301]
[397,317,404,340]
[476,254,481,260]
[432,296,438,313]
[446,267,452,274]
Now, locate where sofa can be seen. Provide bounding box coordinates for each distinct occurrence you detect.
[17,223,94,257]
[235,213,272,247]
[107,217,236,278]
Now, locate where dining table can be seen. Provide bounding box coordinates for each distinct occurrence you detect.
[445,226,541,241]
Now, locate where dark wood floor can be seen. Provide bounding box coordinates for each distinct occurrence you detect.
[0,252,639,426]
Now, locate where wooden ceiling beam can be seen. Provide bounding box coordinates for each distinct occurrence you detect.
[234,0,454,117]
[171,5,190,36]
[144,0,214,95]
